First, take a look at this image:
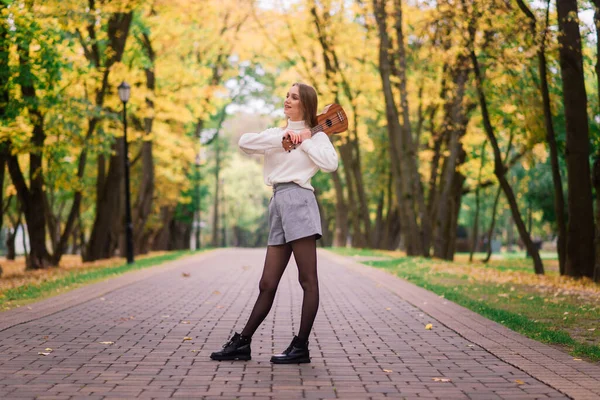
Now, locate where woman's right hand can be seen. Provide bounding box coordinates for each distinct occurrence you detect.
[282,132,296,152]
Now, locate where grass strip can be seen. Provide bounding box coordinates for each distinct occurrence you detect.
[0,250,199,309]
[327,248,600,362]
[393,267,600,361]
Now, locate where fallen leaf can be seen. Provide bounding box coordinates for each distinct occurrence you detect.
[385,307,391,311]
[383,369,393,373]
[467,344,474,348]
[38,352,51,356]
[182,272,191,277]
[588,328,596,331]
[161,315,170,318]
[181,321,191,324]
[100,298,105,301]
[432,377,451,382]
[99,341,114,345]
[183,337,193,341]
[573,358,582,361]
[213,291,221,295]
[425,324,433,330]
[242,266,250,271]
[515,380,525,385]
[44,348,52,351]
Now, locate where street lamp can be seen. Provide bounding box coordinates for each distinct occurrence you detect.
[118,81,134,264]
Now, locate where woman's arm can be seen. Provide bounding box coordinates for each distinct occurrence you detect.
[238,128,284,155]
[299,131,338,172]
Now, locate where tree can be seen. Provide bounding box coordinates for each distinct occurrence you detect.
[462,0,544,274]
[556,0,595,278]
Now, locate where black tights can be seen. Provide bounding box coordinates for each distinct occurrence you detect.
[241,236,319,341]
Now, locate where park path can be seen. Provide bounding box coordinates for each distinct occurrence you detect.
[0,248,598,399]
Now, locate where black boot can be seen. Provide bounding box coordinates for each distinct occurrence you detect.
[270,336,310,364]
[210,332,251,361]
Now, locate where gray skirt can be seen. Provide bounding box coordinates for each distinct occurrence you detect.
[268,182,323,246]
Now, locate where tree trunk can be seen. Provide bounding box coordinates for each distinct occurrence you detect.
[463,0,544,274]
[556,0,595,278]
[309,2,371,247]
[54,8,133,264]
[592,0,600,282]
[593,157,600,282]
[483,185,502,263]
[0,6,8,239]
[447,165,466,258]
[433,58,470,259]
[133,31,156,255]
[12,37,52,269]
[85,138,125,261]
[393,0,429,255]
[516,0,566,274]
[331,170,348,246]
[373,0,421,255]
[151,207,174,251]
[470,143,486,262]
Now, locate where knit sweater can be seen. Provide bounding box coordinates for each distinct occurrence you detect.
[238,119,338,191]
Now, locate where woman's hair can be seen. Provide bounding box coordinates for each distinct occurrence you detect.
[292,82,318,128]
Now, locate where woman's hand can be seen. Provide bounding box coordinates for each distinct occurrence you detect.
[285,129,312,145]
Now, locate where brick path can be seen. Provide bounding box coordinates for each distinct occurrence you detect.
[0,248,596,399]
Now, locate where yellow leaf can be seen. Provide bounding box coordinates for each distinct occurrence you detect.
[573,358,582,361]
[183,337,193,341]
[385,307,391,311]
[99,341,114,345]
[425,324,433,330]
[515,380,525,385]
[432,377,451,382]
[383,369,393,373]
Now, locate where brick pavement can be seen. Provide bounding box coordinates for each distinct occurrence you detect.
[0,248,592,399]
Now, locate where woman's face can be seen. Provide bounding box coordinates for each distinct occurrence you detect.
[284,85,303,121]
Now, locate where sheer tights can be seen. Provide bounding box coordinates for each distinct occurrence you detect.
[241,236,319,342]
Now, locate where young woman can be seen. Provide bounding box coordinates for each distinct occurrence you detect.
[210,82,338,364]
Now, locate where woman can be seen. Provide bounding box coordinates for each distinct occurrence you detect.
[210,82,338,364]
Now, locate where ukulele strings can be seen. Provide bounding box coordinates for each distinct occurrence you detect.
[311,114,345,134]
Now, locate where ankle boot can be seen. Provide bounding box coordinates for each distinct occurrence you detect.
[270,336,310,364]
[210,332,251,361]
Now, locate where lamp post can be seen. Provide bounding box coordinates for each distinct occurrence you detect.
[118,81,134,264]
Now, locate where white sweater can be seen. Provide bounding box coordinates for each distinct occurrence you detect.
[238,119,338,191]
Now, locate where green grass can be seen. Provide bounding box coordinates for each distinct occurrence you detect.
[0,250,202,310]
[457,251,559,260]
[327,247,600,362]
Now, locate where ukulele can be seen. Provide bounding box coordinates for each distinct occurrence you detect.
[282,103,348,152]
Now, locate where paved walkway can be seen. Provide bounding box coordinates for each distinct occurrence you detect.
[0,248,598,399]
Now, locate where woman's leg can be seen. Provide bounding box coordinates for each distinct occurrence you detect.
[240,243,293,337]
[289,235,319,341]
